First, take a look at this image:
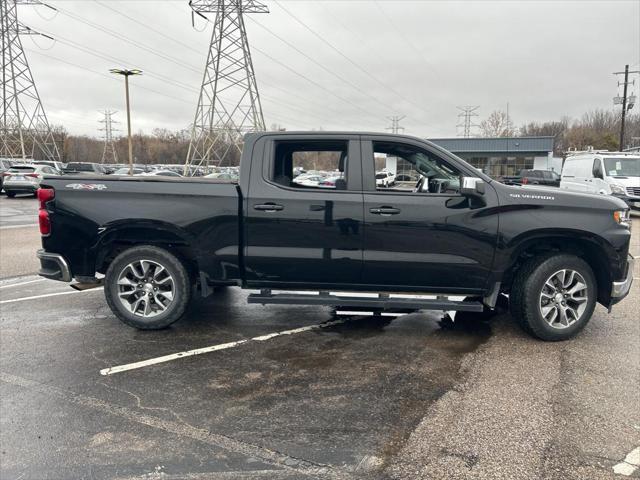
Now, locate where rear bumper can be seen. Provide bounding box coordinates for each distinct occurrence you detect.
[610,254,635,303]
[37,250,72,282]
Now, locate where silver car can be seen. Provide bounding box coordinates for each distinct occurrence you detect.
[3,164,59,198]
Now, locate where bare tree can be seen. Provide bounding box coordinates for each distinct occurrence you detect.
[480,110,515,137]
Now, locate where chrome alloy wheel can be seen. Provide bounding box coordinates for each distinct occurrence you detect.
[538,269,588,329]
[117,259,175,317]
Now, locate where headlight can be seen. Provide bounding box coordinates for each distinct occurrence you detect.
[613,209,631,228]
[610,183,626,195]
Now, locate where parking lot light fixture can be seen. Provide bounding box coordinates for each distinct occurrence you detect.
[110,69,143,176]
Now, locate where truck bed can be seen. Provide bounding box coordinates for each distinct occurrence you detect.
[40,175,242,283]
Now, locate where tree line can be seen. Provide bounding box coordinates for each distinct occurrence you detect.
[479,109,639,156]
[44,109,640,165]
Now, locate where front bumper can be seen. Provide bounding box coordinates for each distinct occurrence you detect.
[37,250,72,282]
[610,254,635,302]
[614,194,640,211]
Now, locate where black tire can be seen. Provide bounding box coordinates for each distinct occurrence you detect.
[6,192,15,198]
[104,245,192,330]
[510,254,597,341]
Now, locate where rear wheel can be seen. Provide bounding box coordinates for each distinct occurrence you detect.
[104,246,191,329]
[6,192,15,198]
[510,254,596,341]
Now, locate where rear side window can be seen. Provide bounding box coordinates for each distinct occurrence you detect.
[272,140,348,190]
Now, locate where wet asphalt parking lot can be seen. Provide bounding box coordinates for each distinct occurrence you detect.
[0,194,639,480]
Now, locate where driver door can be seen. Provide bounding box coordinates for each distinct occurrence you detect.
[361,136,499,293]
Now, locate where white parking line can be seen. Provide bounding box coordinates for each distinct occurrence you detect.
[101,317,355,376]
[0,224,38,230]
[0,278,46,290]
[0,287,102,304]
[613,446,640,476]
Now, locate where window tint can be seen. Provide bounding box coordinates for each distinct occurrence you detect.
[372,141,462,194]
[273,140,348,190]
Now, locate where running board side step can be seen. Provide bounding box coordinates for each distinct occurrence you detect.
[247,291,484,312]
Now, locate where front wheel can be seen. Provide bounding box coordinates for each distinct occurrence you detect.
[104,246,192,329]
[510,254,597,341]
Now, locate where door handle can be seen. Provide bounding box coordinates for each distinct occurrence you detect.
[370,206,401,216]
[254,203,284,212]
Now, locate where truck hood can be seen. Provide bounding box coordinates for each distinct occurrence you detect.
[500,184,628,210]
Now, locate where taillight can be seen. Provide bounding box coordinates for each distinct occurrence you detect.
[522,178,528,185]
[26,173,39,178]
[37,188,55,236]
[39,209,51,236]
[38,187,55,209]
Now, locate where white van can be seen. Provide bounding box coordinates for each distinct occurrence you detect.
[560,151,640,212]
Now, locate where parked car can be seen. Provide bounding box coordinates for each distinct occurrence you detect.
[113,167,145,175]
[3,164,58,197]
[37,132,633,341]
[33,160,64,174]
[63,163,107,175]
[138,170,183,178]
[292,174,325,187]
[0,159,15,193]
[376,171,396,187]
[561,151,640,212]
[501,169,561,187]
[204,172,238,181]
[318,175,345,189]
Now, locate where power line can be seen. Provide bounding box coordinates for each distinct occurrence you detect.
[274,0,434,124]
[247,15,411,116]
[47,2,384,125]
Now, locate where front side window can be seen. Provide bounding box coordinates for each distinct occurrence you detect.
[272,140,348,190]
[372,141,462,194]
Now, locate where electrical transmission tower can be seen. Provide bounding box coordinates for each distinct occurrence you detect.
[1,0,60,161]
[386,115,406,134]
[98,110,119,164]
[185,0,268,173]
[456,106,480,138]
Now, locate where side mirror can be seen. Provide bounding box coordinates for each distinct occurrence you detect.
[592,166,603,179]
[461,177,485,198]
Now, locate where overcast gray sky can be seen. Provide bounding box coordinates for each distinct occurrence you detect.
[16,0,640,138]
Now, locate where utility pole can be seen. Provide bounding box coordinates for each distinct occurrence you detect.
[184,0,268,175]
[1,0,60,161]
[613,65,639,151]
[98,110,119,164]
[456,106,480,138]
[386,115,405,134]
[110,69,142,175]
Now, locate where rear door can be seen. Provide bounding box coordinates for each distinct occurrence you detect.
[360,136,499,293]
[244,135,364,287]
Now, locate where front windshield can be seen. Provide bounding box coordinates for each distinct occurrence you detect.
[603,157,640,177]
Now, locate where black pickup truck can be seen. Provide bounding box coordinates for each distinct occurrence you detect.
[500,169,561,187]
[36,132,634,341]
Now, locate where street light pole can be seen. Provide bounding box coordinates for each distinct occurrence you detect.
[110,69,142,175]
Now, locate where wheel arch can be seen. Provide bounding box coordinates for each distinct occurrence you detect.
[93,221,200,279]
[502,230,615,306]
